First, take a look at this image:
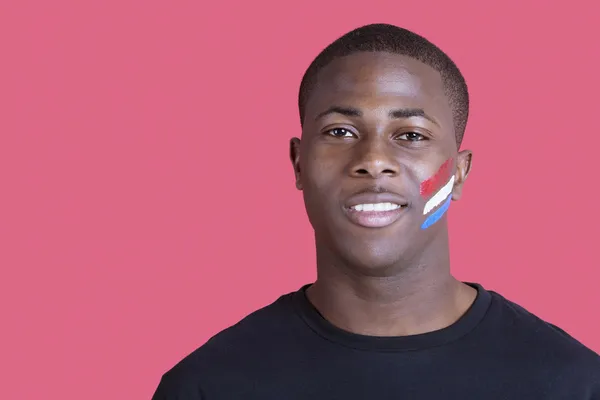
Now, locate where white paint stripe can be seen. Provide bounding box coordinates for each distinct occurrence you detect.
[423,175,455,215]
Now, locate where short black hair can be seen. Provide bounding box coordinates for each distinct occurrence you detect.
[298,23,469,146]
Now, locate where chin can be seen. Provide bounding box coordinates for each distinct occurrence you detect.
[334,238,410,276]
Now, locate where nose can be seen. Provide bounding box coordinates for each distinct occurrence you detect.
[348,138,400,179]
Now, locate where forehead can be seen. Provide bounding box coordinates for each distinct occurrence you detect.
[305,52,452,127]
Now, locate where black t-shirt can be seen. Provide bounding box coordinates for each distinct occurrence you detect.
[151,283,600,399]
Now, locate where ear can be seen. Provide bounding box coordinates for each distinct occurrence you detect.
[452,150,472,201]
[289,137,303,190]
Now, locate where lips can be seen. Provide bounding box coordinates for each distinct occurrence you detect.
[345,192,409,209]
[343,192,409,228]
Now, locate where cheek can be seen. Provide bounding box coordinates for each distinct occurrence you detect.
[302,146,346,191]
[419,158,453,198]
[419,158,455,230]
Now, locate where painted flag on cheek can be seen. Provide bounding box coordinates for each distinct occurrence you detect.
[420,159,454,229]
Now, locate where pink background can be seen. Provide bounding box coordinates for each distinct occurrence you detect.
[2,0,599,398]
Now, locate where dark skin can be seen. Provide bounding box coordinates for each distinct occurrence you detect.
[290,52,476,337]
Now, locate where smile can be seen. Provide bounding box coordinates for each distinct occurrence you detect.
[344,202,408,228]
[350,202,402,212]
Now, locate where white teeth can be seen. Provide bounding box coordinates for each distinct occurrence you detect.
[374,203,387,211]
[351,203,401,212]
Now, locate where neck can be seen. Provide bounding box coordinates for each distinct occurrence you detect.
[307,232,477,337]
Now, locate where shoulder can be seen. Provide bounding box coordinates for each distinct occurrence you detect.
[487,289,600,377]
[154,290,298,394]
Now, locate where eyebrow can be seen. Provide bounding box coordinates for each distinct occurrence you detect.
[315,105,440,126]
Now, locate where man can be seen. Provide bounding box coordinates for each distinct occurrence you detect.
[152,23,600,399]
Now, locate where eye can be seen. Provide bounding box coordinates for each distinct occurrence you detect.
[326,127,356,138]
[396,132,428,141]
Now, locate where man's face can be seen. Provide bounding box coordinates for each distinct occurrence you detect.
[291,52,471,272]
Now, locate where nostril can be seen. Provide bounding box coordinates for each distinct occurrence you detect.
[353,168,397,177]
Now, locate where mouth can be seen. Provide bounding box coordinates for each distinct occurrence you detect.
[344,202,409,228]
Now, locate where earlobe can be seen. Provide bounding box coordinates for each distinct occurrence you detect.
[289,138,303,190]
[451,150,472,201]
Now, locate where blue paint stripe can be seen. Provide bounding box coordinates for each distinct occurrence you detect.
[421,195,452,230]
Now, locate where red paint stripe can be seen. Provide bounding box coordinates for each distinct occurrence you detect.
[420,158,453,197]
